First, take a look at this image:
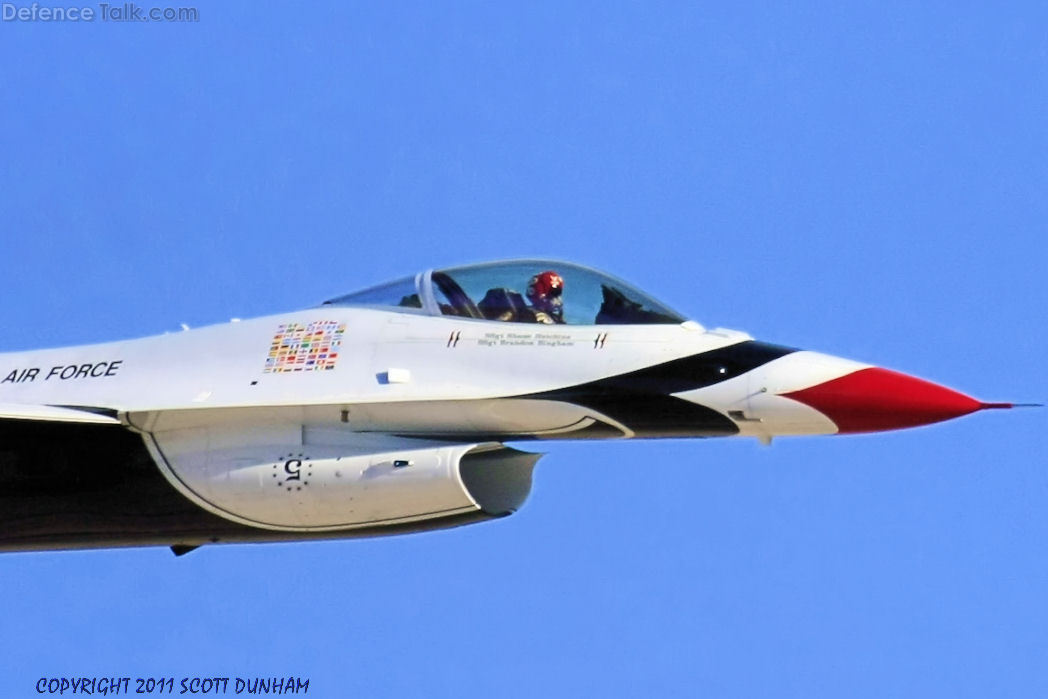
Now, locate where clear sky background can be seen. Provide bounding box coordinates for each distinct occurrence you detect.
[1,2,1045,697]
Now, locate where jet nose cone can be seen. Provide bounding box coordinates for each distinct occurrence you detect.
[781,367,997,434]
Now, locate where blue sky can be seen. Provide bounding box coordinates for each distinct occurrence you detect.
[1,2,1045,696]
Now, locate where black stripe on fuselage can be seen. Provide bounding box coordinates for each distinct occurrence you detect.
[561,340,798,395]
[524,340,797,437]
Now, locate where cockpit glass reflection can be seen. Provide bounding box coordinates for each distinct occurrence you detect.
[323,276,423,311]
[432,261,684,325]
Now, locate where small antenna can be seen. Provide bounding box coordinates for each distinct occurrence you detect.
[981,402,1043,409]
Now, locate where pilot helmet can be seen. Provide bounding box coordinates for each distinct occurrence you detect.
[527,270,564,319]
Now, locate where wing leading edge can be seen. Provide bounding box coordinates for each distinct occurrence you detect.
[0,403,120,424]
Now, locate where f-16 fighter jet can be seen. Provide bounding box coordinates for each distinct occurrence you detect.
[0,260,1024,554]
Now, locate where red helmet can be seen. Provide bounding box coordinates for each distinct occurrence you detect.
[527,270,564,303]
[527,270,564,322]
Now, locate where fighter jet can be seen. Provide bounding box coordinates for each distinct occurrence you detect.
[0,259,1024,554]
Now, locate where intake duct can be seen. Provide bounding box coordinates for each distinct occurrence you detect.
[459,446,539,516]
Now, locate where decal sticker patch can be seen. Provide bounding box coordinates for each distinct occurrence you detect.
[274,453,312,491]
[264,321,346,374]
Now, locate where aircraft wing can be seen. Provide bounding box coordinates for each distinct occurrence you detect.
[0,403,120,424]
[0,404,538,554]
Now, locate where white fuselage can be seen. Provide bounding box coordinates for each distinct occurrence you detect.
[0,307,854,440]
[0,260,997,552]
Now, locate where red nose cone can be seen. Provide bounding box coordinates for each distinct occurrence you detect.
[782,367,987,433]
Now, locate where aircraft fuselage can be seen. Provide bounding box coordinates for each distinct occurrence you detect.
[0,260,1009,553]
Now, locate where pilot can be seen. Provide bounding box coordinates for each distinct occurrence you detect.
[526,270,565,324]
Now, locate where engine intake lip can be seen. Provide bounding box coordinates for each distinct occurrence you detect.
[459,445,540,515]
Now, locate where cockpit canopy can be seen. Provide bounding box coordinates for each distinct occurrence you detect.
[323,259,687,326]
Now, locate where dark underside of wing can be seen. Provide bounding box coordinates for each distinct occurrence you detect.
[0,419,488,553]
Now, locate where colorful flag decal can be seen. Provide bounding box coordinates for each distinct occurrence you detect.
[264,321,346,373]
